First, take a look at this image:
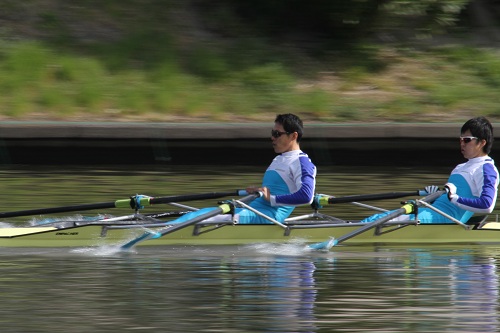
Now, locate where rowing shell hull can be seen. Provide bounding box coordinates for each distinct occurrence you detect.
[1,223,500,247]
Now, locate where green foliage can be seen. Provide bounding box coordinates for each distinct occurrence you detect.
[186,48,229,82]
[1,42,50,83]
[434,47,500,87]
[238,63,292,92]
[294,89,333,118]
[1,0,500,122]
[1,36,500,122]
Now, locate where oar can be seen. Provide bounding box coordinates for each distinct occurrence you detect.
[120,192,260,250]
[315,190,426,206]
[37,211,191,226]
[309,190,446,250]
[0,190,248,219]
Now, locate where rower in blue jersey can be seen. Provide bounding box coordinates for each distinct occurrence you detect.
[170,113,317,224]
[362,116,499,224]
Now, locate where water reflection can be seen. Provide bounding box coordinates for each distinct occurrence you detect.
[217,257,318,332]
[1,246,500,332]
[315,247,499,333]
[407,249,499,333]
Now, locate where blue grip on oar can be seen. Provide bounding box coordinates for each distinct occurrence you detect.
[312,194,329,209]
[133,195,150,209]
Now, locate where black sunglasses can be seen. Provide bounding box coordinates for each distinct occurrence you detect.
[271,130,290,138]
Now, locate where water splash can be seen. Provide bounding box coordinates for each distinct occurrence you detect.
[29,214,112,226]
[71,245,131,256]
[245,238,328,256]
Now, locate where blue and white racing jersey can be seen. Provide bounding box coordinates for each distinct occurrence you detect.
[162,150,316,226]
[429,155,499,222]
[237,150,317,224]
[362,156,499,224]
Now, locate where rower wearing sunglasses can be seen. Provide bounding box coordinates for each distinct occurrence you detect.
[362,116,499,224]
[166,113,317,225]
[240,113,317,223]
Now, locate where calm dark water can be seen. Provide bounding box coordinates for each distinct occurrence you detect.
[0,165,499,333]
[1,245,498,333]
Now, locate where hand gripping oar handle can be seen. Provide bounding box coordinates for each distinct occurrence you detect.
[332,190,446,246]
[0,190,248,219]
[120,192,260,249]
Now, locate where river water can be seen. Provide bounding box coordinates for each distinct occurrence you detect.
[0,165,499,332]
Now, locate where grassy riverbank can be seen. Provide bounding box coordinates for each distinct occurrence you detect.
[1,1,499,123]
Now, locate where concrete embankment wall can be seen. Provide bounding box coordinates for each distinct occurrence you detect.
[0,122,497,166]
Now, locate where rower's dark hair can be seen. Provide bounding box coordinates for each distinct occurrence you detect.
[461,116,494,154]
[275,113,303,142]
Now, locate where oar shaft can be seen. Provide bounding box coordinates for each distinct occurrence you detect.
[0,202,116,219]
[148,190,246,206]
[327,191,420,204]
[334,190,446,246]
[0,190,247,219]
[335,207,408,244]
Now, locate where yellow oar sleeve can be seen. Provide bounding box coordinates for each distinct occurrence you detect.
[402,203,414,215]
